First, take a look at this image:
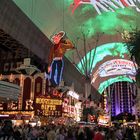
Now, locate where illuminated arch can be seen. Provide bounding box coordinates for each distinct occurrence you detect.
[77,42,130,75]
[13,0,140,64]
[76,42,136,93]
[98,75,134,94]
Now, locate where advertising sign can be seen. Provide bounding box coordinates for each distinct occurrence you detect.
[91,59,137,83]
[35,97,62,117]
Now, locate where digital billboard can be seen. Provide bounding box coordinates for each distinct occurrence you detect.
[77,42,137,93]
[13,0,140,93]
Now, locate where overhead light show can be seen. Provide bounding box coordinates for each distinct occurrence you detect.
[70,0,140,15]
[13,0,140,38]
[77,42,129,75]
[91,59,136,83]
[77,42,137,93]
[91,59,136,94]
[13,0,140,93]
[98,75,134,94]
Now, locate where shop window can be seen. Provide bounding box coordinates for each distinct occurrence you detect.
[36,83,41,93]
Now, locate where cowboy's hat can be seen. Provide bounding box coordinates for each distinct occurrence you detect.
[51,31,66,44]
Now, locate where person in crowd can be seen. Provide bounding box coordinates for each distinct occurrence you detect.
[55,127,65,140]
[48,31,75,88]
[47,126,56,140]
[84,127,93,140]
[105,128,116,140]
[13,127,22,140]
[0,120,14,139]
[77,127,85,140]
[65,128,76,140]
[124,128,136,140]
[114,126,123,140]
[93,127,105,140]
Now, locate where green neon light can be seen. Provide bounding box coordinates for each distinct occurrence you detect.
[73,4,138,37]
[12,0,139,38]
[12,0,138,94]
[98,76,133,94]
[77,42,129,75]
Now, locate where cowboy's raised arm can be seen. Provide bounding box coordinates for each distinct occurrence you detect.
[61,39,75,50]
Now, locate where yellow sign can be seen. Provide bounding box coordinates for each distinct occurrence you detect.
[36,98,62,105]
[35,97,62,117]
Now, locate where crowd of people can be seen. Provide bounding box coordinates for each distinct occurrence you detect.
[0,120,140,140]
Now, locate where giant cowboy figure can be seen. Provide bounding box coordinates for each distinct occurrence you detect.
[48,31,75,87]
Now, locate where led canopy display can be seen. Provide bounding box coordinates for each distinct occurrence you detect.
[98,75,134,94]
[77,42,129,75]
[91,59,136,83]
[77,42,136,94]
[12,0,139,94]
[71,0,140,15]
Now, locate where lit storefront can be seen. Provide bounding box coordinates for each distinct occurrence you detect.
[62,90,82,122]
[0,72,48,122]
[0,73,82,124]
[35,96,62,117]
[98,115,110,126]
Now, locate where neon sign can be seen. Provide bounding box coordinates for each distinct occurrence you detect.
[62,98,76,117]
[91,59,137,83]
[71,0,140,15]
[67,90,79,99]
[0,102,18,111]
[35,97,62,117]
[25,100,34,110]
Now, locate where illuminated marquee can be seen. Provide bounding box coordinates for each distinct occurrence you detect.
[67,90,79,100]
[0,102,18,111]
[35,97,62,117]
[0,111,34,120]
[91,59,137,83]
[71,0,140,14]
[98,115,110,125]
[62,98,76,118]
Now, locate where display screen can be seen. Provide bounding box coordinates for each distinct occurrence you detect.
[71,0,140,15]
[76,42,136,93]
[91,59,136,83]
[77,42,130,75]
[12,0,139,94]
[12,0,140,40]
